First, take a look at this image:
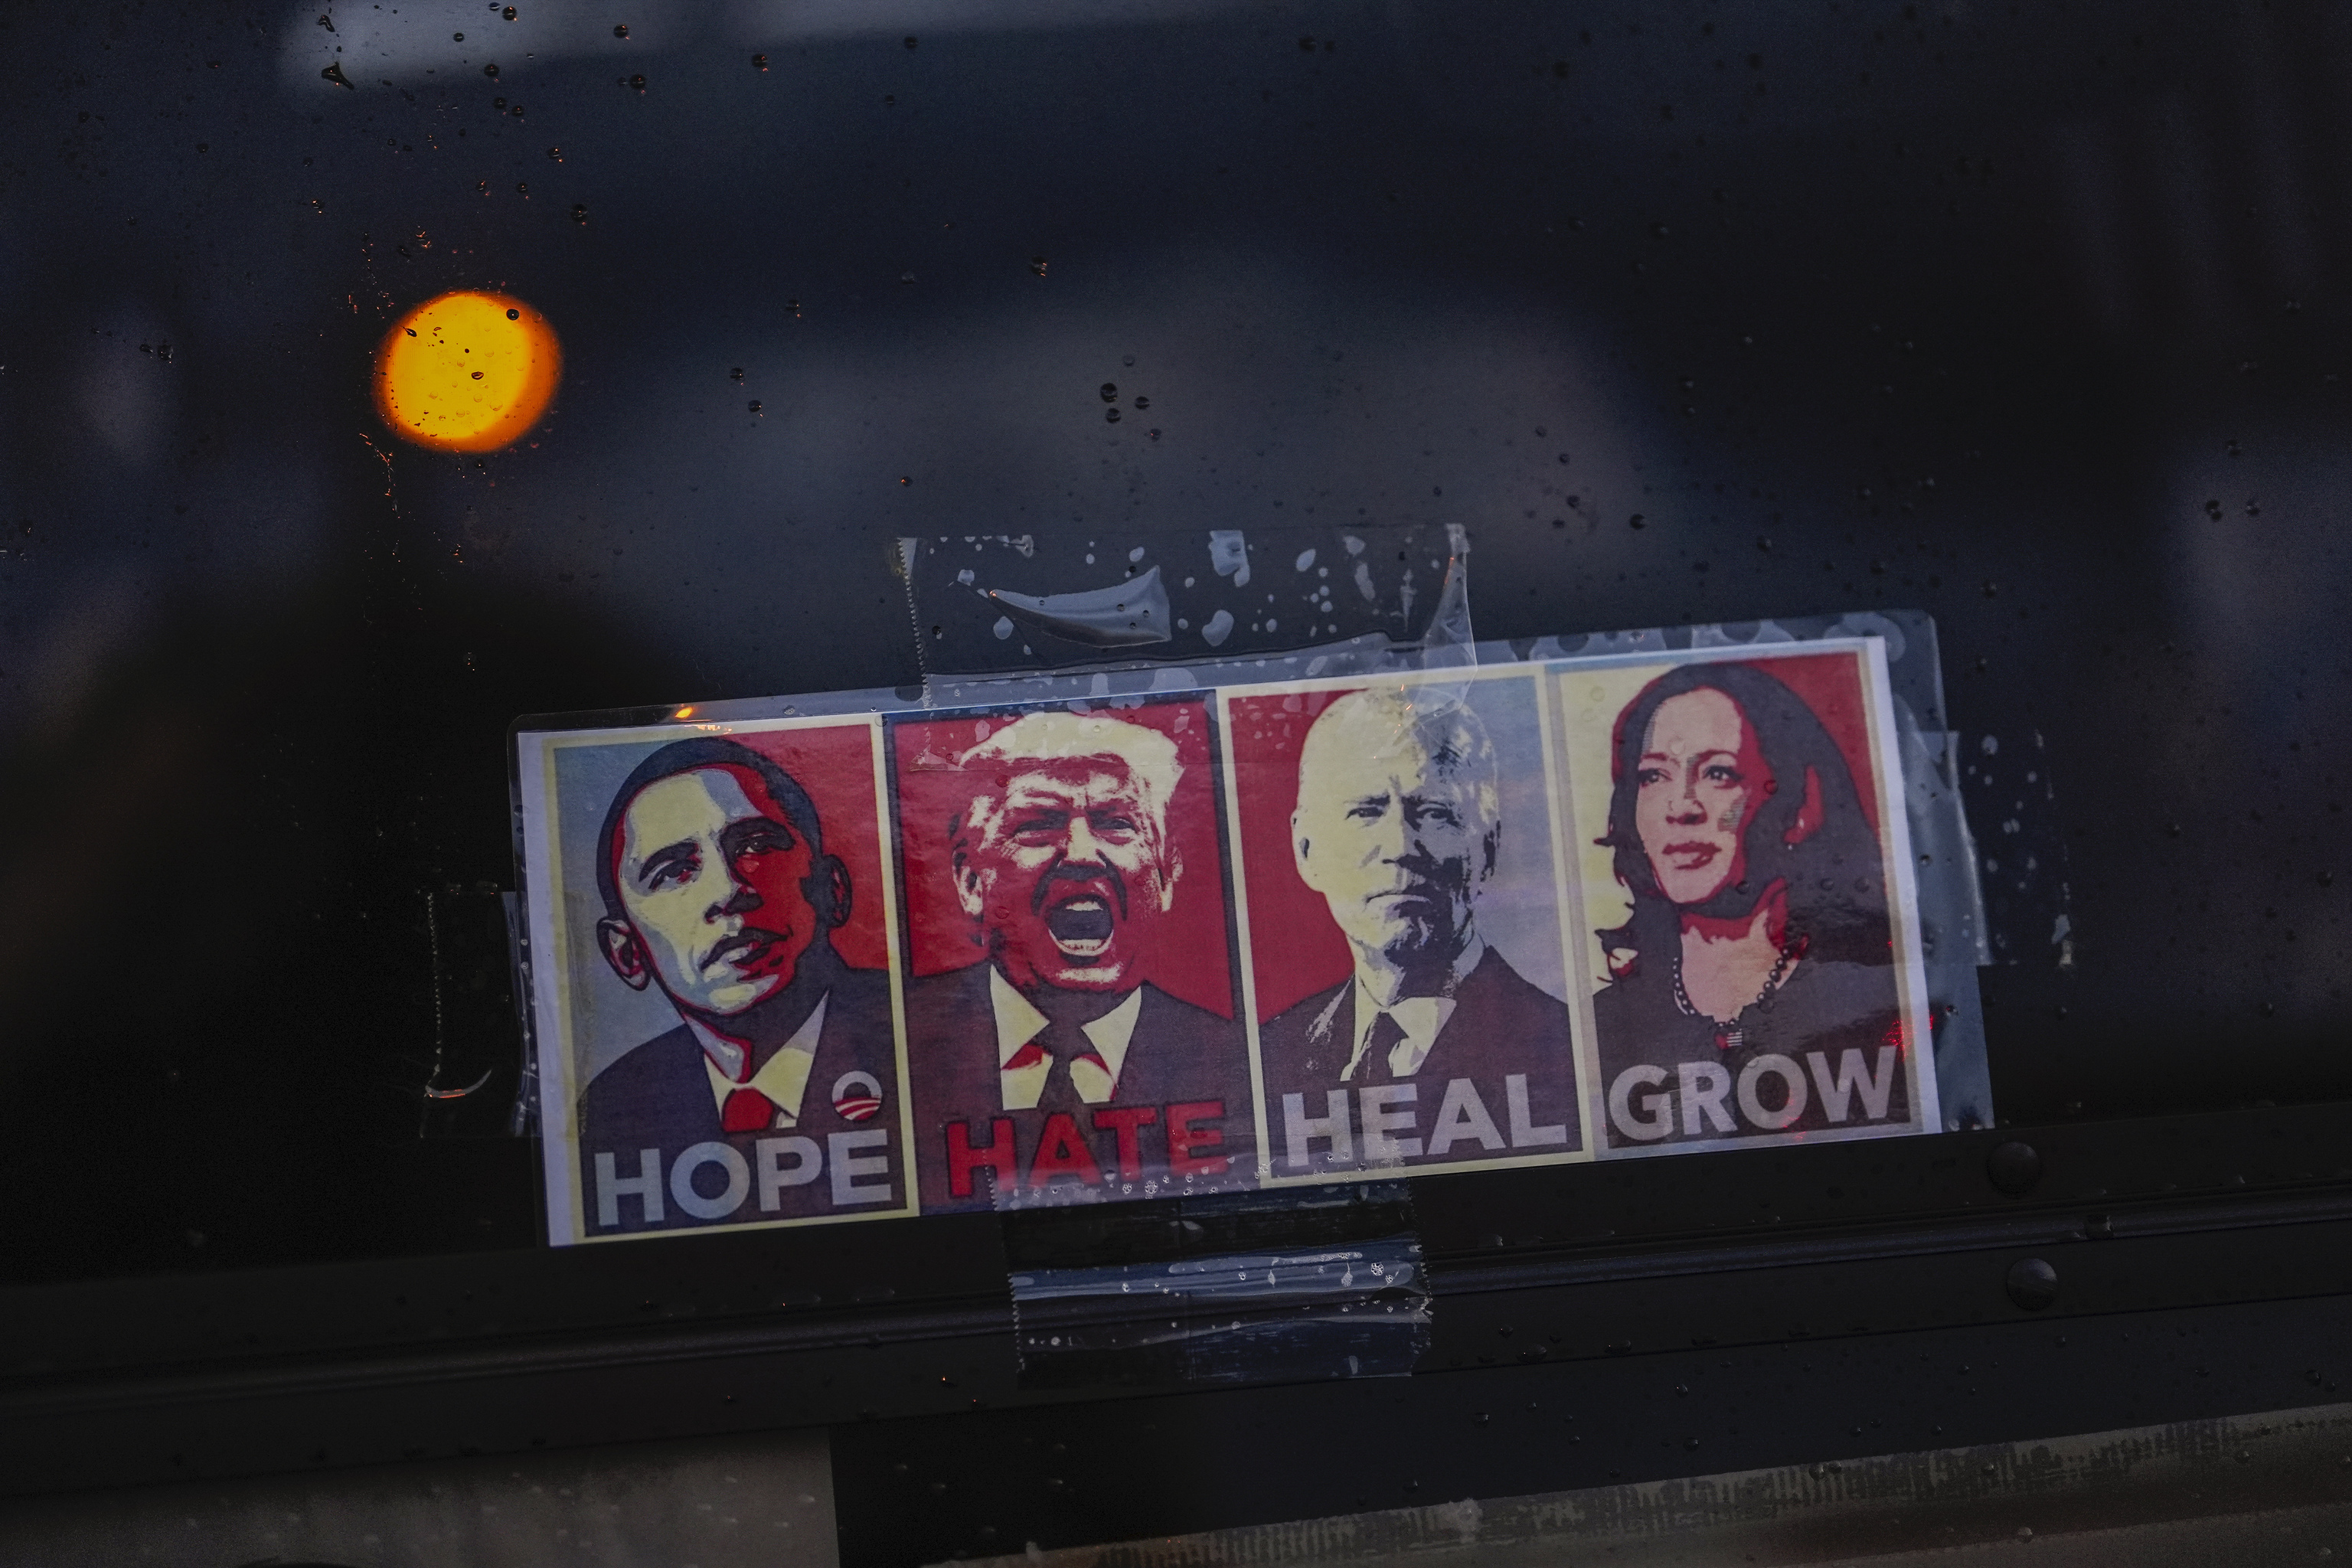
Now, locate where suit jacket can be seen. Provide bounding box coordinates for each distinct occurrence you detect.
[577,959,899,1235]
[1257,945,1579,1172]
[905,962,1253,1211]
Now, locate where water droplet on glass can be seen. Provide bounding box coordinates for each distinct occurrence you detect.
[1133,395,1149,410]
[1106,408,1120,423]
[453,31,466,41]
[1030,256,1048,277]
[748,400,763,413]
[993,616,1014,640]
[484,62,500,77]
[570,203,588,223]
[1629,514,1647,529]
[504,5,518,18]
[753,53,769,70]
[1122,354,1135,367]
[321,61,354,88]
[904,34,918,48]
[613,22,629,38]
[1099,383,1118,402]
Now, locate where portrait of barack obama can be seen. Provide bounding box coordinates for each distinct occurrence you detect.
[580,737,897,1232]
[902,709,1252,1210]
[1256,685,1579,1175]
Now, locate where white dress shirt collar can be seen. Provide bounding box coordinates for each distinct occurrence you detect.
[1341,932,1485,1081]
[988,964,1144,1110]
[693,993,828,1129]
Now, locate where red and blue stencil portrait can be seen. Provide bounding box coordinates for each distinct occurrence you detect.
[532,719,914,1241]
[1225,671,1588,1181]
[1560,646,1934,1152]
[889,699,1255,1210]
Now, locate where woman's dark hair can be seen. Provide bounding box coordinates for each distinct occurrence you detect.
[1598,661,1890,966]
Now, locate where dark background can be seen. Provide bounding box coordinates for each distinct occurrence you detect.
[2,0,2346,1285]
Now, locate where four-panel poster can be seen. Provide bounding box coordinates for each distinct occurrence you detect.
[518,639,1939,1246]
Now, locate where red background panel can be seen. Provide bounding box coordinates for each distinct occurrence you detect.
[890,699,1236,1019]
[727,725,893,972]
[1225,687,1380,1024]
[1740,650,1880,837]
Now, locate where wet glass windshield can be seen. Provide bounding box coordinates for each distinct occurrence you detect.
[2,0,2343,1281]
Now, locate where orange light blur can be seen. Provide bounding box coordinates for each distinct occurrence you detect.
[374,291,561,451]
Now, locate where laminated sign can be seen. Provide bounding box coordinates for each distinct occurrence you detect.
[515,633,1951,1246]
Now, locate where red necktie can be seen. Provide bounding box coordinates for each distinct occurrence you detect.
[1004,1021,1105,1111]
[720,1087,773,1134]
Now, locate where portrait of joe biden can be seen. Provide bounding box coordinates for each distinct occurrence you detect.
[1256,684,1576,1171]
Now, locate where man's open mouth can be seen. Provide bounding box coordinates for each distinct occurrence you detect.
[1045,895,1116,953]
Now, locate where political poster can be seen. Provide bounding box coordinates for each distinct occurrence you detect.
[517,717,916,1244]
[1220,669,1589,1183]
[514,628,1949,1245]
[887,697,1254,1210]
[1553,641,1939,1155]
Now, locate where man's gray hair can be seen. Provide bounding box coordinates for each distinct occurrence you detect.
[956,709,1184,857]
[1296,684,1501,840]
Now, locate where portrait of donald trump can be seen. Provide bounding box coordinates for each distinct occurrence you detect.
[894,702,1253,1210]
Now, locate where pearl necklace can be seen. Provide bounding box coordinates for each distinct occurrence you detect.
[1672,936,1802,1054]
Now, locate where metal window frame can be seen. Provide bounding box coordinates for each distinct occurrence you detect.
[7,1100,2350,1553]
